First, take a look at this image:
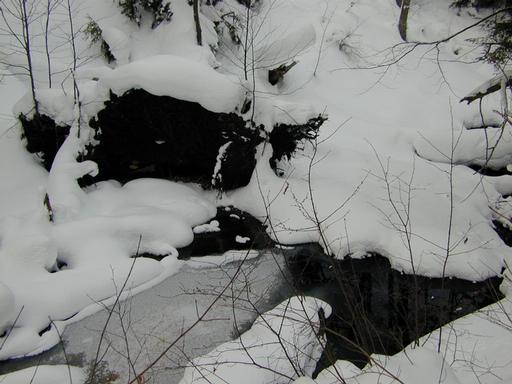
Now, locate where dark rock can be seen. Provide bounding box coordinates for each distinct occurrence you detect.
[136,206,272,261]
[37,323,52,337]
[142,206,273,260]
[493,219,512,245]
[269,115,326,175]
[19,90,264,191]
[138,206,275,260]
[268,61,297,86]
[19,113,70,170]
[88,89,263,190]
[468,163,512,176]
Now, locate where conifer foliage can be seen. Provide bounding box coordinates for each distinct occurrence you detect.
[118,0,173,29]
[453,0,512,65]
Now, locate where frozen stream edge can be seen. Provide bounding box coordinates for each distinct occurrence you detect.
[0,250,290,384]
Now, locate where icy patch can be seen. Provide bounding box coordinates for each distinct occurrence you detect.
[185,249,260,269]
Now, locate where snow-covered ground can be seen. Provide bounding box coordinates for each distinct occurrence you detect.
[2,0,512,383]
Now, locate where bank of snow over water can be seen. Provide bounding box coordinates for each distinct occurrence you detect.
[222,0,512,281]
[0,173,217,359]
[0,365,85,384]
[180,296,331,384]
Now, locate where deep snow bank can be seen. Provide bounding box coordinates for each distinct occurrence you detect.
[99,55,244,113]
[179,296,331,384]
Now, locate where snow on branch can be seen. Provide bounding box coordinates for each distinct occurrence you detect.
[460,70,512,104]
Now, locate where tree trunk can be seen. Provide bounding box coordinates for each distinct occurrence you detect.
[20,0,39,115]
[398,0,411,41]
[193,0,202,46]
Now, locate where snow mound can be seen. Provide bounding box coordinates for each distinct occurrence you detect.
[101,26,131,65]
[179,296,331,384]
[99,55,244,113]
[0,282,15,333]
[0,365,85,384]
[310,345,462,384]
[0,172,216,359]
[254,24,316,69]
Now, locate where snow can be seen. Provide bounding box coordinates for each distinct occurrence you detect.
[0,365,85,384]
[193,219,221,234]
[101,26,131,65]
[2,0,512,382]
[99,55,244,113]
[253,24,316,69]
[307,345,463,384]
[179,296,331,384]
[289,284,512,384]
[235,235,251,244]
[462,69,512,104]
[0,282,15,334]
[214,0,512,281]
[212,141,232,187]
[47,121,99,222]
[0,153,217,359]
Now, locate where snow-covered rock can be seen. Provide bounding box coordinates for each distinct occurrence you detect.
[180,296,331,384]
[99,55,244,113]
[101,26,131,65]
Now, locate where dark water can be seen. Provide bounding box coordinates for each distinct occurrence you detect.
[282,243,504,374]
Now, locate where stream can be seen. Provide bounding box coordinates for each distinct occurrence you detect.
[0,208,505,383]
